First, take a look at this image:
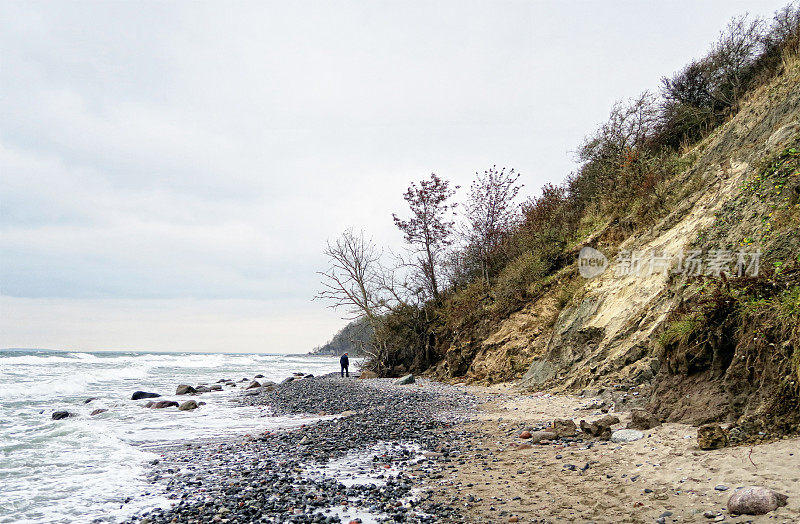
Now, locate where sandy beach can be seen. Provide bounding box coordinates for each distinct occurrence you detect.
[422,385,800,523]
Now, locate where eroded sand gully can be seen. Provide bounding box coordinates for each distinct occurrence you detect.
[422,384,800,523]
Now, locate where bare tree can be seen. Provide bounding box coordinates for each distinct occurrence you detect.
[708,15,765,108]
[315,228,383,322]
[316,229,422,374]
[763,3,800,60]
[575,92,660,204]
[463,166,522,283]
[392,174,458,301]
[579,91,660,166]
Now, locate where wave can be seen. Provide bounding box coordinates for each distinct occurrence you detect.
[67,352,101,361]
[0,374,91,401]
[0,354,78,366]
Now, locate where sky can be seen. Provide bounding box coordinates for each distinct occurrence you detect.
[0,0,792,353]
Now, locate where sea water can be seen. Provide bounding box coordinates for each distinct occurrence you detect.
[0,349,341,523]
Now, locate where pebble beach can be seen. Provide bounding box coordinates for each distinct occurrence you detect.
[124,375,479,524]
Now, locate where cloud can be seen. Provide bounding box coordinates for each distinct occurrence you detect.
[0,0,791,351]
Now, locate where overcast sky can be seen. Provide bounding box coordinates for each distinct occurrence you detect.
[0,0,790,353]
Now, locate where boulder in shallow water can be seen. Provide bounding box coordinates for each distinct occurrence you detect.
[210,384,223,391]
[175,384,196,395]
[149,400,179,409]
[194,386,211,393]
[697,424,728,450]
[131,391,161,400]
[304,374,314,379]
[247,381,261,389]
[52,411,73,420]
[395,374,415,385]
[179,400,198,411]
[728,486,788,515]
[83,397,98,404]
[90,409,108,416]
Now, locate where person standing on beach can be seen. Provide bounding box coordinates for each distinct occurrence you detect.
[340,352,349,378]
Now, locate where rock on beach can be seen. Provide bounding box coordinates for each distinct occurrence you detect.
[550,418,577,437]
[697,424,728,450]
[610,429,644,443]
[529,430,558,444]
[395,374,415,385]
[728,486,788,515]
[627,409,661,430]
[581,414,619,439]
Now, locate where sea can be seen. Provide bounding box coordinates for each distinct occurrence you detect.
[0,349,342,523]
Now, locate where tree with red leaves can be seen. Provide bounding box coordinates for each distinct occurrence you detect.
[463,166,522,283]
[392,173,458,301]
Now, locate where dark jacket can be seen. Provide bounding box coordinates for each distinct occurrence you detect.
[340,354,349,367]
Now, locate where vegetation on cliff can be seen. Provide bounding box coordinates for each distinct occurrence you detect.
[316,2,800,417]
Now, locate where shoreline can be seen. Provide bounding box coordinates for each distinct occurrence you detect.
[122,377,799,524]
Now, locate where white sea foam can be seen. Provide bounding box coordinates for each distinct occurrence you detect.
[0,354,77,366]
[67,352,102,361]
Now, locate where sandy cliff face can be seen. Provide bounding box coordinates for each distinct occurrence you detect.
[471,59,800,429]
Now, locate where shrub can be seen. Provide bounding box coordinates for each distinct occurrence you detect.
[659,316,704,348]
[491,251,548,316]
[440,280,491,335]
